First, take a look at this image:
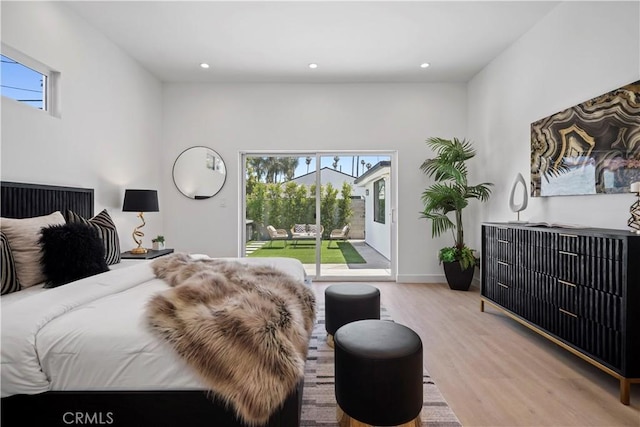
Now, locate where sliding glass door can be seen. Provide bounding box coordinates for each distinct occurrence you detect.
[242,152,394,281]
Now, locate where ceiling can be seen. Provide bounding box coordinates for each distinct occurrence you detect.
[66,1,559,84]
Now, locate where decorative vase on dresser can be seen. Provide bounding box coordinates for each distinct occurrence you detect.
[480,223,640,404]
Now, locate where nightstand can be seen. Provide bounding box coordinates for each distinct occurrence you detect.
[121,248,174,260]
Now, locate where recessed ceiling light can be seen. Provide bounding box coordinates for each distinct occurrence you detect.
[200,63,210,69]
[420,63,430,69]
[308,63,318,69]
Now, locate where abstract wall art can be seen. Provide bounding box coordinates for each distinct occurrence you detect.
[531,81,640,197]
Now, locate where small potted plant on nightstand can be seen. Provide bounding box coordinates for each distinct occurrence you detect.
[420,137,492,291]
[151,235,165,250]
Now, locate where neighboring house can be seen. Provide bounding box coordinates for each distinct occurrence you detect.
[354,161,391,260]
[289,167,366,238]
[289,167,365,199]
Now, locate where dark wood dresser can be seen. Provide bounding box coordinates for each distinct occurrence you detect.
[481,223,640,404]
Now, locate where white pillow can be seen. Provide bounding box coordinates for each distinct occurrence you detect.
[1,211,66,287]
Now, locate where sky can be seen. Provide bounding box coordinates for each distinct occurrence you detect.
[0,54,45,109]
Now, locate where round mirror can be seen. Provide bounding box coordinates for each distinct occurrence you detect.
[172,146,227,199]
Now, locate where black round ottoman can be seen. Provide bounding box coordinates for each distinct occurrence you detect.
[334,320,423,427]
[325,284,380,347]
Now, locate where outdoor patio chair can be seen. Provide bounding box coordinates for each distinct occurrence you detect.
[291,224,324,238]
[307,224,324,236]
[291,224,308,238]
[329,225,350,247]
[291,223,324,246]
[266,225,289,247]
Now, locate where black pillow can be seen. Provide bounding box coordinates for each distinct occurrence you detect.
[65,209,121,265]
[39,223,110,288]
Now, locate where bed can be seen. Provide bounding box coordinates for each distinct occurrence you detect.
[0,181,313,427]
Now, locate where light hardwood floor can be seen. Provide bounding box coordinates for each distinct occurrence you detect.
[312,282,640,426]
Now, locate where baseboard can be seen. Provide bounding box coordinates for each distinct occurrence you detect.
[471,276,481,289]
[396,274,481,287]
[396,274,446,283]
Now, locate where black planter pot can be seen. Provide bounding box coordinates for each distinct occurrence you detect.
[442,261,475,291]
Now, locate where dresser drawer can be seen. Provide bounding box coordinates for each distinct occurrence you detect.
[519,245,556,275]
[485,239,514,262]
[495,226,514,242]
[517,271,583,316]
[520,269,554,304]
[483,275,524,315]
[555,278,577,314]
[582,319,622,369]
[515,228,557,249]
[495,258,514,285]
[576,286,622,330]
[558,233,623,260]
[484,226,515,262]
[485,259,526,294]
[556,252,623,295]
[520,297,556,333]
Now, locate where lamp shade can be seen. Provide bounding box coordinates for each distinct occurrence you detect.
[123,189,159,212]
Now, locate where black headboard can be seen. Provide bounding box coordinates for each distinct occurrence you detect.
[1,181,94,219]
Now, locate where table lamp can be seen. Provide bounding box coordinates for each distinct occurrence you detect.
[122,189,159,254]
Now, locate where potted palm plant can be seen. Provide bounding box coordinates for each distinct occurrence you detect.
[420,137,493,290]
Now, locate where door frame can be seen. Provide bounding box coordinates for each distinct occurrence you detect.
[239,150,397,281]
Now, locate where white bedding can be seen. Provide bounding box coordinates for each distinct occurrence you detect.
[0,256,307,397]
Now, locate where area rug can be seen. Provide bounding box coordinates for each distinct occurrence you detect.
[301,306,462,427]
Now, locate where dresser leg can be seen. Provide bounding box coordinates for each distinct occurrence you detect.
[620,378,630,405]
[480,299,485,312]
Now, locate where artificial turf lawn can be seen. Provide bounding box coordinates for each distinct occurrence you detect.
[247,240,366,264]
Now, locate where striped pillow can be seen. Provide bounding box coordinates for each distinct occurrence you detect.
[1,231,21,295]
[1,211,66,287]
[66,209,121,265]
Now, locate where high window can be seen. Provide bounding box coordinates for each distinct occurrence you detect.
[1,45,60,116]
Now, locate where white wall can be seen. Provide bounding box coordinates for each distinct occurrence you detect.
[1,2,164,249]
[162,83,467,281]
[357,167,391,259]
[12,2,630,281]
[467,1,640,250]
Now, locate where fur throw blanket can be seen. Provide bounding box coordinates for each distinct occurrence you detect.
[146,253,316,425]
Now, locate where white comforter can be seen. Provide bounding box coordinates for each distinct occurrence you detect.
[0,256,307,397]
